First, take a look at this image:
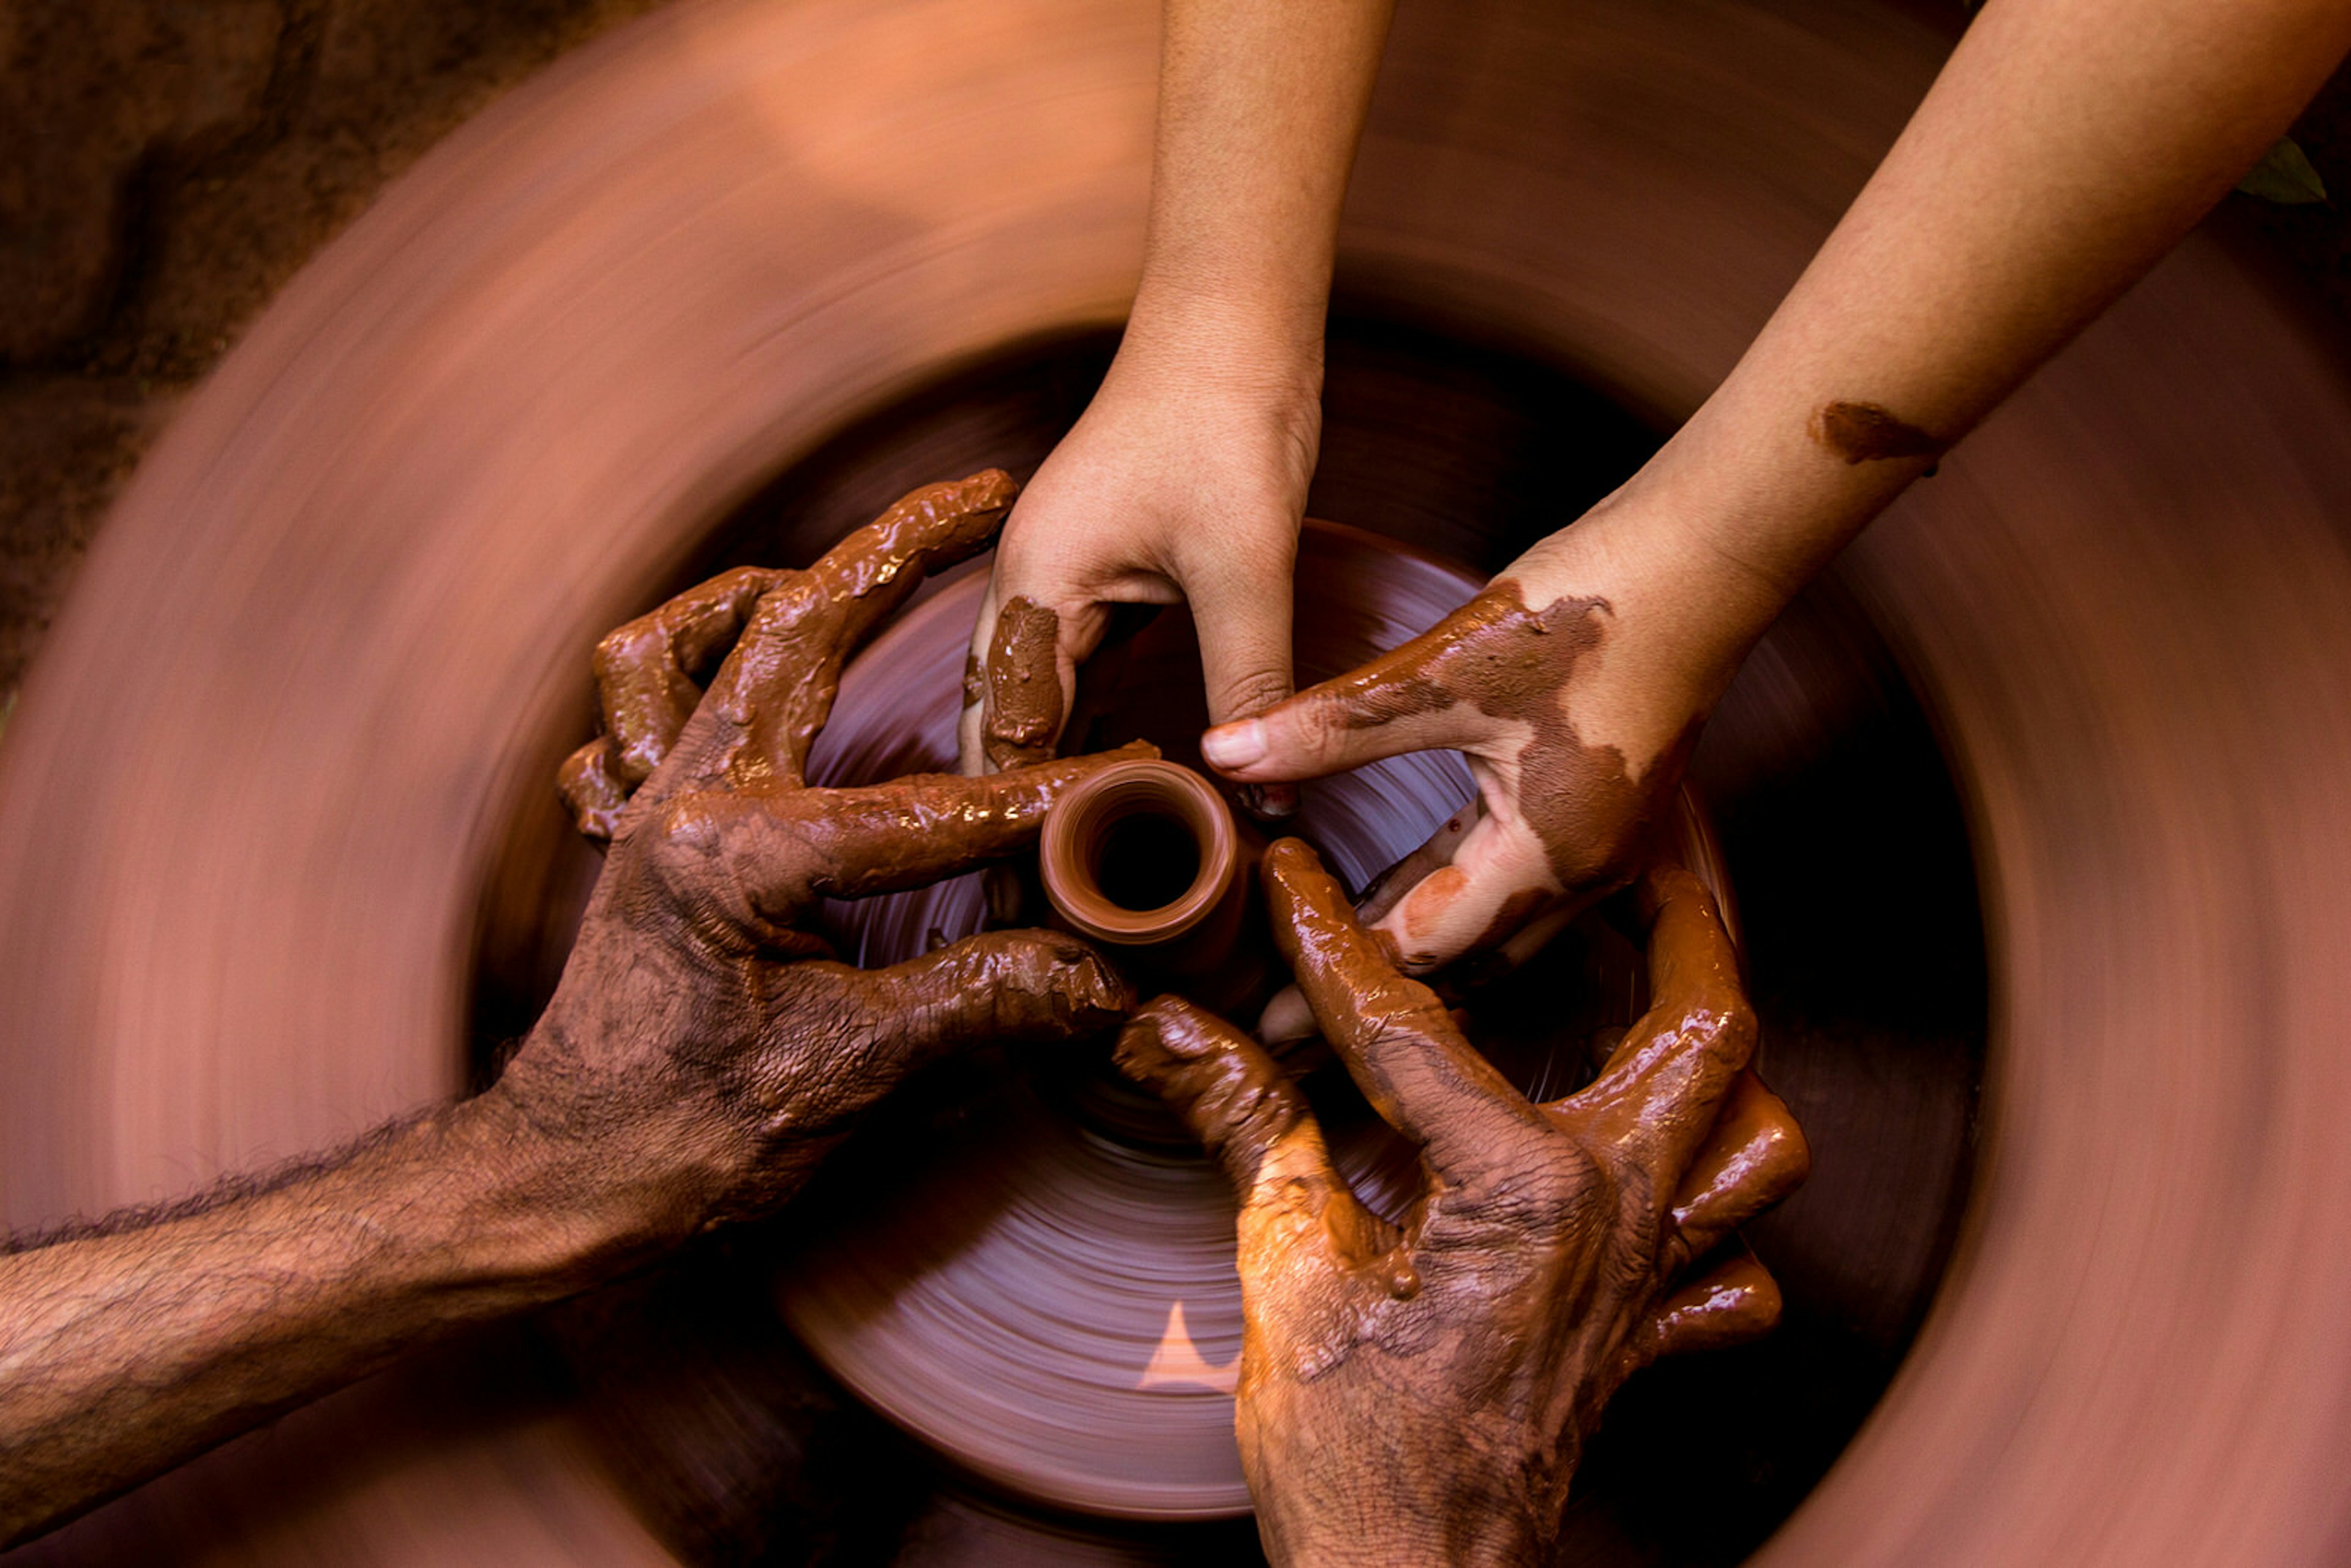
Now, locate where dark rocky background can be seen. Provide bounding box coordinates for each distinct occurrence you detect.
[0,0,670,715]
[1,0,2346,718]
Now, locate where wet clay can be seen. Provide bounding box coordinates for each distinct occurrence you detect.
[533,479,1148,1229]
[982,595,1062,771]
[1324,581,1679,897]
[1114,995,1324,1199]
[1810,400,1948,465]
[809,470,1021,604]
[1664,1071,1810,1270]
[562,471,1021,842]
[1111,842,1805,1565]
[1040,761,1234,941]
[1038,759,1268,1018]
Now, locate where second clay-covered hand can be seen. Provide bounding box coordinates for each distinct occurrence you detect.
[1120,842,1807,1567]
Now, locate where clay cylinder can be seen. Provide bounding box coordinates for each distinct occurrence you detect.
[1040,760,1251,986]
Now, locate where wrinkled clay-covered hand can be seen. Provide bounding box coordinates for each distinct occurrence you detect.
[1199,521,1727,985]
[1118,842,1807,1567]
[954,348,1316,817]
[521,472,1149,1234]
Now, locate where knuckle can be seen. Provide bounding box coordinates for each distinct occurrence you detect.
[612,731,667,783]
[592,622,659,683]
[751,574,827,634]
[1690,996,1759,1066]
[710,564,774,598]
[1217,1073,1304,1154]
[1280,697,1357,768]
[557,754,624,843]
[637,796,726,888]
[1460,1135,1600,1231]
[1213,667,1294,725]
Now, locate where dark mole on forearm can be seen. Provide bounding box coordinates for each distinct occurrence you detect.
[1810,400,1949,465]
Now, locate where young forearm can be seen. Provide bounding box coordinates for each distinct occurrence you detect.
[0,1082,685,1547]
[1122,0,1394,383]
[1617,0,2351,656]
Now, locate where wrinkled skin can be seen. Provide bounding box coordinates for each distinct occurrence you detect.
[0,475,1150,1553]
[1119,841,1807,1566]
[536,470,1148,1229]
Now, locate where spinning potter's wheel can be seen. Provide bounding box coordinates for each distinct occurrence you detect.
[7,0,2351,1564]
[782,523,1626,1520]
[527,357,1977,1564]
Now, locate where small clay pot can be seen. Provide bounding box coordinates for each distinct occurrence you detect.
[1039,759,1256,996]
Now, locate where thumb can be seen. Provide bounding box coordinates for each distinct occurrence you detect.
[1189,555,1297,730]
[1189,560,1302,818]
[959,587,1078,775]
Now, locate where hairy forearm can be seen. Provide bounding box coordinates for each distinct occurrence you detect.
[1121,0,1393,384]
[1614,0,2351,658]
[0,1080,685,1547]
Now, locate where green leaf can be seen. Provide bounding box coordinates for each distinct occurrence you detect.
[2238,138,2330,206]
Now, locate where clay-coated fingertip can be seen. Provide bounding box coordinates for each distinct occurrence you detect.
[1261,836,1322,877]
[1111,998,1191,1083]
[1075,949,1135,1016]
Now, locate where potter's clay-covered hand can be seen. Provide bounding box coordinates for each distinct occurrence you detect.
[1119,841,1805,1567]
[535,472,1147,1228]
[1199,516,1730,981]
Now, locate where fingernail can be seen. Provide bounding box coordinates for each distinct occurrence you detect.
[1235,782,1299,820]
[1201,719,1267,771]
[1255,986,1316,1046]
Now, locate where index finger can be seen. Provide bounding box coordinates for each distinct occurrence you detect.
[677,471,1018,793]
[1264,838,1548,1180]
[1200,580,1608,782]
[1117,997,1403,1285]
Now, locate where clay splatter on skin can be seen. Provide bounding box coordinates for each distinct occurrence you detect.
[1319,582,1672,895]
[1811,400,1949,465]
[983,595,1063,771]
